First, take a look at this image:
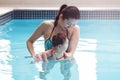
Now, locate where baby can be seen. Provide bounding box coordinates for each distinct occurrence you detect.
[35,33,69,62]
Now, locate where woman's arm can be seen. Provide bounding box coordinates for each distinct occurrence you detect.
[26,21,48,57]
[65,26,80,57]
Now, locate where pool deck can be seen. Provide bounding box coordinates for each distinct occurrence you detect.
[0,7,13,16]
[1,6,120,16]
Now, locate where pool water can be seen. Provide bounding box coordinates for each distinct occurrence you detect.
[0,19,120,80]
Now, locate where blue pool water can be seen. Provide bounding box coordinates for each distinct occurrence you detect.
[0,19,120,80]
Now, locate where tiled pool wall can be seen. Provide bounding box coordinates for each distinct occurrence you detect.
[0,11,12,25]
[1,9,120,25]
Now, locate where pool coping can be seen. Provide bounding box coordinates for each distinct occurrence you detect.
[1,8,120,25]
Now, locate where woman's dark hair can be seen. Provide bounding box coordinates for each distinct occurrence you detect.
[54,4,80,27]
[52,33,66,47]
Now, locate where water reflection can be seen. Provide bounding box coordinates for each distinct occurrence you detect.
[0,39,13,80]
[35,58,79,80]
[74,38,97,80]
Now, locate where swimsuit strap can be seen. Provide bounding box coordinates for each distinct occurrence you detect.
[63,28,69,40]
[66,29,69,39]
[49,26,56,39]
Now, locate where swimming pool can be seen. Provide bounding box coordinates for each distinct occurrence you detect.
[0,19,120,80]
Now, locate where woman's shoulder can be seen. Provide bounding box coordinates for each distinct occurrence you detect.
[70,25,80,31]
[37,20,54,30]
[42,20,54,26]
[73,25,80,33]
[74,25,80,29]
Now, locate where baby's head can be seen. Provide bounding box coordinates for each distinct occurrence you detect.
[52,33,68,52]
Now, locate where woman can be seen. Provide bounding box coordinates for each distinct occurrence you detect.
[26,4,80,61]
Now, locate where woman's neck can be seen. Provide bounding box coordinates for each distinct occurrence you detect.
[57,24,67,32]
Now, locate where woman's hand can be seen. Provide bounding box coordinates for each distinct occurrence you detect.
[33,51,49,62]
[63,52,72,58]
[33,53,43,61]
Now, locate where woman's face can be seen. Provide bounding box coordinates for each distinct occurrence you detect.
[58,15,78,29]
[63,19,78,28]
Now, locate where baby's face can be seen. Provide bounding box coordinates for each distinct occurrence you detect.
[57,39,69,52]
